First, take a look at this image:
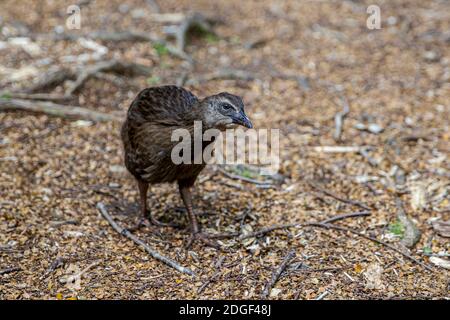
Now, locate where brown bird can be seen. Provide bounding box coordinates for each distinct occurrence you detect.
[121,85,252,247]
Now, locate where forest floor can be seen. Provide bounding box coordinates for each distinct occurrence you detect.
[0,0,449,299]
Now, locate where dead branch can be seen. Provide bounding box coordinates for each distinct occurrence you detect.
[206,222,300,240]
[65,59,152,96]
[240,223,301,240]
[26,68,76,93]
[261,250,296,298]
[174,13,214,52]
[96,202,195,276]
[307,222,434,272]
[0,266,21,276]
[197,270,221,294]
[52,31,191,62]
[40,257,66,280]
[308,181,371,210]
[315,291,329,300]
[149,13,186,23]
[59,261,99,285]
[0,98,120,122]
[217,166,274,186]
[319,211,371,224]
[0,92,72,102]
[185,69,256,86]
[310,145,369,153]
[359,147,380,166]
[333,95,350,142]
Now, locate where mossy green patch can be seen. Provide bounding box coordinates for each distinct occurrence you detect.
[389,219,405,238]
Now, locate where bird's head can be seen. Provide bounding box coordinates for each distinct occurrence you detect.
[199,92,253,130]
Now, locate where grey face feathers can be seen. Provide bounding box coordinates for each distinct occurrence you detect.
[201,92,253,129]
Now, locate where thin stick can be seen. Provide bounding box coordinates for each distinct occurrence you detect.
[217,166,274,186]
[26,68,76,93]
[0,92,73,102]
[240,223,301,240]
[0,267,21,275]
[51,31,191,62]
[333,94,350,141]
[0,98,120,122]
[96,202,195,276]
[307,222,434,272]
[315,291,329,300]
[175,13,214,52]
[310,146,366,153]
[320,211,371,224]
[197,270,221,294]
[308,181,371,210]
[206,222,301,240]
[65,59,152,96]
[262,250,296,298]
[40,257,66,280]
[185,69,255,86]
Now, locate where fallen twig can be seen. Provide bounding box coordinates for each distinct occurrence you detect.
[262,250,296,298]
[0,98,120,122]
[307,222,434,272]
[0,92,73,102]
[40,257,66,280]
[65,59,152,96]
[240,223,301,240]
[51,31,191,62]
[149,13,186,23]
[96,202,195,276]
[315,290,329,300]
[333,95,350,142]
[185,69,256,86]
[206,222,300,240]
[359,147,380,167]
[174,13,214,52]
[26,68,76,93]
[320,211,371,224]
[0,266,21,276]
[310,145,368,153]
[197,270,221,294]
[59,261,99,285]
[308,181,371,210]
[217,166,274,186]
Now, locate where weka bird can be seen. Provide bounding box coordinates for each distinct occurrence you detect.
[121,85,252,247]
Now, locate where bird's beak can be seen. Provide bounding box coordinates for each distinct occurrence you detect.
[231,110,253,129]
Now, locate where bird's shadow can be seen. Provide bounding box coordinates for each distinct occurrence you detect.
[106,200,217,231]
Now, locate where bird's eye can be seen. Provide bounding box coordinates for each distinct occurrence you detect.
[222,104,233,111]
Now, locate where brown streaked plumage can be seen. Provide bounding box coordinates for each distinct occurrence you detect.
[121,85,252,248]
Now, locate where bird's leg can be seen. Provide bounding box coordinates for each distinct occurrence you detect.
[130,180,177,231]
[129,180,151,229]
[179,180,220,249]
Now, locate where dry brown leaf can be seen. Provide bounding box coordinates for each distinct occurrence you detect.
[431,220,450,238]
[363,263,385,290]
[429,257,450,270]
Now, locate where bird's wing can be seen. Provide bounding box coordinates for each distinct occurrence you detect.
[127,85,199,124]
